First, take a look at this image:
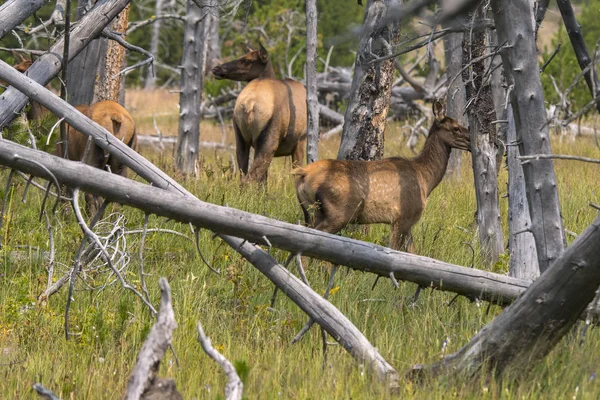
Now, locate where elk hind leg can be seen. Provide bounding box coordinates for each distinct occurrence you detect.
[234,122,250,177]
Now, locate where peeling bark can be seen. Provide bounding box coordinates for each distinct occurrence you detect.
[337,0,401,161]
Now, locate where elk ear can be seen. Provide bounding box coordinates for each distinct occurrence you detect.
[242,43,254,53]
[258,41,269,63]
[432,99,446,121]
[12,50,26,63]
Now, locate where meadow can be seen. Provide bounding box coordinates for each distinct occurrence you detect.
[1,89,600,399]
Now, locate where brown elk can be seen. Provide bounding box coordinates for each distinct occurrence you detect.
[212,42,307,183]
[293,101,470,253]
[57,100,137,214]
[9,52,49,120]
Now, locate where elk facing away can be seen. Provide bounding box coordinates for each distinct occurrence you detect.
[293,102,470,253]
[57,100,137,215]
[212,43,307,183]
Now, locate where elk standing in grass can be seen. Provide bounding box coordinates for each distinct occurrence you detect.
[58,100,137,214]
[293,101,470,252]
[212,43,307,183]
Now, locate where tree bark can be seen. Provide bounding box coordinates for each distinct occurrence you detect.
[412,214,600,380]
[491,0,565,273]
[175,0,214,174]
[0,0,133,128]
[0,0,48,39]
[337,0,401,161]
[305,0,319,164]
[143,0,165,90]
[442,9,466,176]
[93,5,130,103]
[462,7,504,264]
[556,0,600,114]
[506,105,539,280]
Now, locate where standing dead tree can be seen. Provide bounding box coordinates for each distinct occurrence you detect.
[461,6,504,264]
[337,0,401,161]
[305,0,319,164]
[176,0,216,174]
[143,0,166,90]
[506,105,539,280]
[491,0,565,273]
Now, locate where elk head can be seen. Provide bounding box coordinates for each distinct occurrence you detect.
[212,42,273,81]
[431,100,471,152]
[12,51,33,73]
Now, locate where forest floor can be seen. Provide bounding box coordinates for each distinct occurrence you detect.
[1,94,600,398]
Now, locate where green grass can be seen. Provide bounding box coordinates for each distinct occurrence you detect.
[1,121,600,399]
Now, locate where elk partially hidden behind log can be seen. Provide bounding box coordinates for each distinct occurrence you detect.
[57,100,137,215]
[212,42,307,183]
[293,101,470,252]
[9,52,49,120]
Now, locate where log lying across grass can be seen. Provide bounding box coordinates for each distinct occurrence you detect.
[0,137,529,305]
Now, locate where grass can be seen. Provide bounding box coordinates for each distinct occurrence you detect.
[1,96,600,399]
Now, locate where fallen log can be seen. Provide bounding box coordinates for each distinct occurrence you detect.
[0,0,48,40]
[0,138,530,305]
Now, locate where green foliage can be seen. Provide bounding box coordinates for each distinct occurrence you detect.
[541,0,600,115]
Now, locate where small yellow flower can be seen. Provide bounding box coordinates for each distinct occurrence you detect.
[329,286,340,296]
[214,344,225,352]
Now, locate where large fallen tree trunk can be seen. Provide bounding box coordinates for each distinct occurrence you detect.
[0,0,133,129]
[0,0,49,39]
[411,213,600,380]
[0,138,530,305]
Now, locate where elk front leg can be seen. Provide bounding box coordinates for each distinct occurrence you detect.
[390,221,415,253]
[291,138,306,167]
[245,126,279,184]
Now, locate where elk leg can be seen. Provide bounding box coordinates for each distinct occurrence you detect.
[246,126,279,183]
[291,142,305,168]
[234,122,250,176]
[390,221,415,252]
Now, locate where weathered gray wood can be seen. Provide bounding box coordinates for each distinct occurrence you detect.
[0,138,531,306]
[491,0,565,273]
[556,0,600,114]
[305,0,319,164]
[125,278,179,400]
[442,4,466,176]
[506,105,539,280]
[412,214,600,380]
[220,234,400,390]
[176,0,213,174]
[462,7,504,264]
[0,0,132,128]
[337,0,401,161]
[0,60,190,196]
[0,0,49,39]
[197,322,243,400]
[144,0,166,90]
[319,104,344,126]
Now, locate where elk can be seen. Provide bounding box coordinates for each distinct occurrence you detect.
[212,42,307,183]
[57,100,137,215]
[10,52,48,120]
[293,101,470,253]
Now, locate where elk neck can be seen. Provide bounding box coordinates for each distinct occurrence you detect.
[258,59,276,79]
[413,128,452,197]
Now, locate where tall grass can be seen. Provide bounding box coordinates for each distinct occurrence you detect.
[1,106,599,399]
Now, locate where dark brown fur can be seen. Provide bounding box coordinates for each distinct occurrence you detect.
[293,102,470,252]
[9,53,49,120]
[212,43,307,184]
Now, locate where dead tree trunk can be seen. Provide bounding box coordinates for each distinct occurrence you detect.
[491,0,566,273]
[305,0,319,164]
[556,0,600,114]
[143,0,165,90]
[412,214,600,380]
[175,0,214,174]
[0,0,48,39]
[0,0,133,128]
[506,105,539,280]
[94,5,130,103]
[442,9,466,176]
[462,8,504,264]
[337,0,401,161]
